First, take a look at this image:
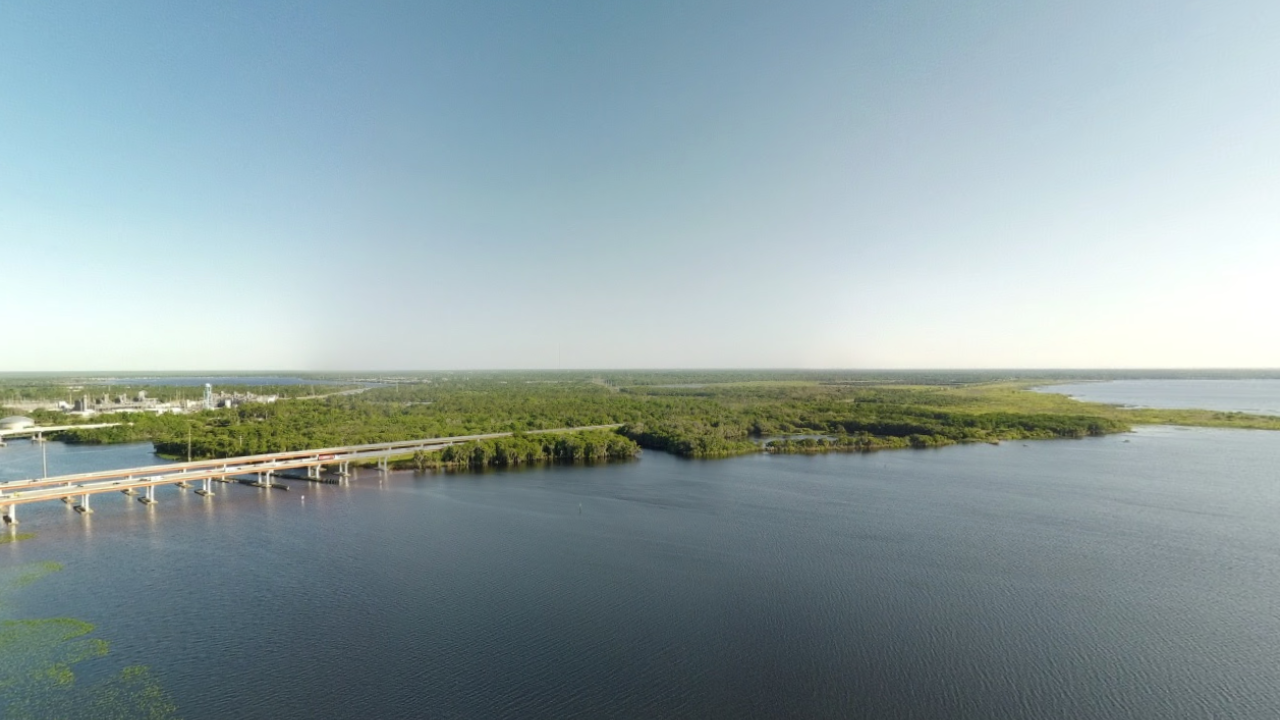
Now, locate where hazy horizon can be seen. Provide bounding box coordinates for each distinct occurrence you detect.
[4,1,1277,371]
[3,366,1280,377]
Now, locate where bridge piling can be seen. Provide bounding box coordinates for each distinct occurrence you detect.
[0,424,623,523]
[75,494,93,514]
[253,470,284,489]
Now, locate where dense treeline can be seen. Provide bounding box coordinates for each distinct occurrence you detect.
[618,421,759,457]
[399,431,639,471]
[18,375,1148,465]
[764,409,1118,454]
[767,436,916,453]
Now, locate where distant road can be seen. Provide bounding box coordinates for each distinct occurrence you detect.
[292,385,379,400]
[0,423,122,439]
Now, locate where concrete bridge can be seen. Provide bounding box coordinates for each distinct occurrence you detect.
[0,423,122,444]
[0,425,621,524]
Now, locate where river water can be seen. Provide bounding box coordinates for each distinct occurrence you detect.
[2,427,1280,718]
[1039,379,1280,415]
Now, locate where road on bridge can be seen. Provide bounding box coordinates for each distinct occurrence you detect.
[0,424,625,522]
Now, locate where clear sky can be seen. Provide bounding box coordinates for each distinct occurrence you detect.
[2,1,1276,371]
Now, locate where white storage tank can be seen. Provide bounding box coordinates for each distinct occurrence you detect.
[0,416,36,432]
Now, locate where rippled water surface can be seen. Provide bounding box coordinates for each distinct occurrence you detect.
[3,427,1280,718]
[1039,378,1280,415]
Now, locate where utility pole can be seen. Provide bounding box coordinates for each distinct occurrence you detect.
[42,439,47,479]
[187,424,193,463]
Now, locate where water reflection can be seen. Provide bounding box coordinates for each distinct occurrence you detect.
[6,430,1280,719]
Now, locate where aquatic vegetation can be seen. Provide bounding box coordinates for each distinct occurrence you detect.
[0,618,107,688]
[64,665,179,720]
[0,562,180,719]
[1,561,62,591]
[0,532,36,544]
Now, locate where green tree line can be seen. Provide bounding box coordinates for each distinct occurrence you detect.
[37,377,1137,464]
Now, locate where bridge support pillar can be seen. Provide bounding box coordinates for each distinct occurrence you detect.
[139,485,156,505]
[196,477,214,497]
[76,494,93,514]
[3,505,15,525]
[253,470,277,489]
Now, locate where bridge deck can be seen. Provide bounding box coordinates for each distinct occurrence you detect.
[0,423,122,438]
[0,425,622,510]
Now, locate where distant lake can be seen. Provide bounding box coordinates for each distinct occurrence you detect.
[84,376,332,387]
[1037,379,1280,416]
[6,427,1280,718]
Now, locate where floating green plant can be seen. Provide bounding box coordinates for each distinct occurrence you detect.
[0,561,180,718]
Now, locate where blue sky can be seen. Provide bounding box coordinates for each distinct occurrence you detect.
[2,1,1276,370]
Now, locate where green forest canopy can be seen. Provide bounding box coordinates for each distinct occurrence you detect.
[4,370,1275,465]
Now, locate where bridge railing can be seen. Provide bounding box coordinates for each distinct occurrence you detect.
[0,424,623,491]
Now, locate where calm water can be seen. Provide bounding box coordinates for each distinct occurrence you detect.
[3,428,1280,718]
[1040,379,1280,415]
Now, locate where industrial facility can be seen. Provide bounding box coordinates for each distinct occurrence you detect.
[5,387,279,417]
